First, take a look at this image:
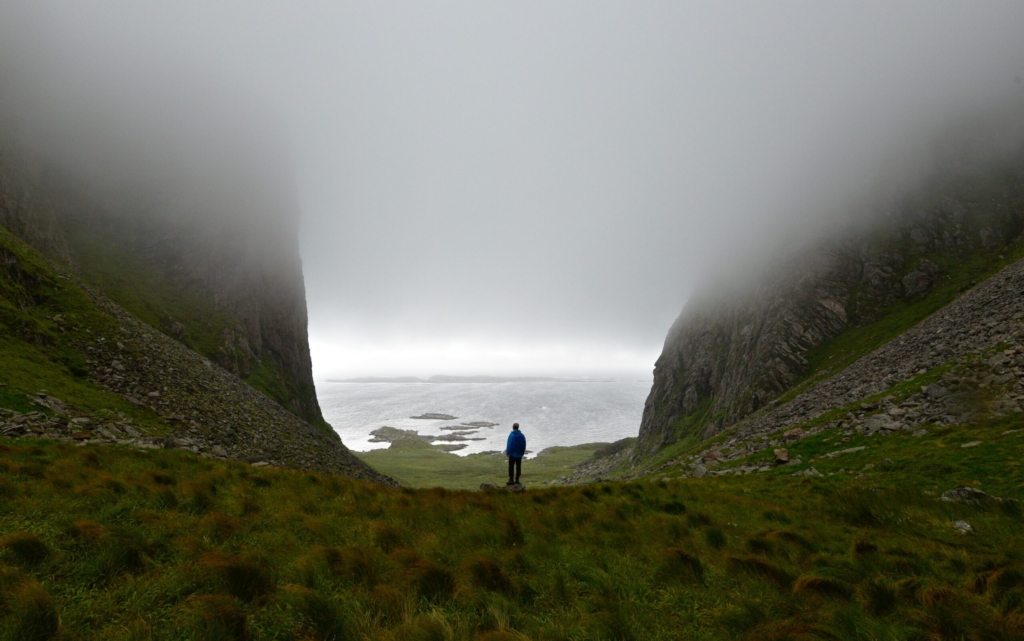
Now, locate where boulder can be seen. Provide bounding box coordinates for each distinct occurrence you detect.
[924,384,949,399]
[902,271,932,297]
[941,486,993,503]
[791,467,822,477]
[782,428,805,442]
[773,448,789,464]
[952,520,973,534]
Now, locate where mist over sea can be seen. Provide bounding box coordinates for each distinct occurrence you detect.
[318,378,653,457]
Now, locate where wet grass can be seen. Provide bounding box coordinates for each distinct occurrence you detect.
[0,227,169,432]
[1,432,1022,640]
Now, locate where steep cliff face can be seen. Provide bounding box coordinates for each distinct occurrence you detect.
[44,176,328,429]
[637,149,1024,458]
[0,222,392,482]
[0,129,328,432]
[0,142,69,263]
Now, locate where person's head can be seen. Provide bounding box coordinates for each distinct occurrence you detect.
[512,423,519,431]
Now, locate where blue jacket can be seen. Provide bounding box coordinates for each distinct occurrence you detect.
[505,430,526,459]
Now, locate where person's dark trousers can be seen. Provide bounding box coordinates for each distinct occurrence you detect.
[508,456,522,483]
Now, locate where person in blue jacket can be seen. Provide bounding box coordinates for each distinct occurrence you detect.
[504,422,526,485]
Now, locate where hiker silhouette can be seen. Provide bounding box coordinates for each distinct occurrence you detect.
[504,422,526,485]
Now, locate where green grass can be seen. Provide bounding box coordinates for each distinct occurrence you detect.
[0,227,169,433]
[356,441,608,490]
[712,410,1024,495]
[1,424,1023,640]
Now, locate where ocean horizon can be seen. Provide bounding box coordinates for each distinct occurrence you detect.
[317,378,653,457]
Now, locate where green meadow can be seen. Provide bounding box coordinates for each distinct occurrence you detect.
[355,441,606,490]
[2,424,1023,641]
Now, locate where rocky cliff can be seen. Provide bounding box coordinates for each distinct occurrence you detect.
[44,173,329,431]
[637,145,1024,458]
[0,142,70,264]
[0,177,393,483]
[0,76,384,470]
[0,115,328,436]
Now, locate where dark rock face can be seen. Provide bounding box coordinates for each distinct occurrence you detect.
[0,227,394,484]
[637,246,860,455]
[48,186,326,427]
[637,153,1024,458]
[0,146,70,264]
[672,256,1024,477]
[0,137,325,428]
[570,245,1024,484]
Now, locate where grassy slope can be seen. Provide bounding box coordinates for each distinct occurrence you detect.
[0,227,170,433]
[1,419,1022,640]
[356,441,608,490]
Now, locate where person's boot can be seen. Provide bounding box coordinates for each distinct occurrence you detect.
[506,479,515,486]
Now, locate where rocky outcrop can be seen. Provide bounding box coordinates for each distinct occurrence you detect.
[637,150,1024,458]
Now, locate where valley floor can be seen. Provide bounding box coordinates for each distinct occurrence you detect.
[355,441,608,490]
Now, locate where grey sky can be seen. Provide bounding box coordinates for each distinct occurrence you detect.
[4,2,1024,377]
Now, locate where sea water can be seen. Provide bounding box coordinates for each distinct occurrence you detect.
[318,379,653,457]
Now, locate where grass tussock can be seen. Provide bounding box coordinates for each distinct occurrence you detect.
[0,532,49,566]
[182,594,250,641]
[657,548,704,584]
[792,575,854,600]
[726,556,794,589]
[0,436,1022,639]
[198,552,275,602]
[0,566,59,641]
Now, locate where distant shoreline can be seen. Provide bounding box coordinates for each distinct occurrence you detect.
[325,375,617,384]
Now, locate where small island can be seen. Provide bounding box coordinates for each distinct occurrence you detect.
[368,426,485,446]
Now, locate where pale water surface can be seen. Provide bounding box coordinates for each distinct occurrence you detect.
[318,380,652,457]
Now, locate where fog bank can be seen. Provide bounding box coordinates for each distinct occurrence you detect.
[3,2,1024,377]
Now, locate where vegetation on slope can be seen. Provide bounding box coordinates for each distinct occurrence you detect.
[0,226,169,434]
[1,408,1023,640]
